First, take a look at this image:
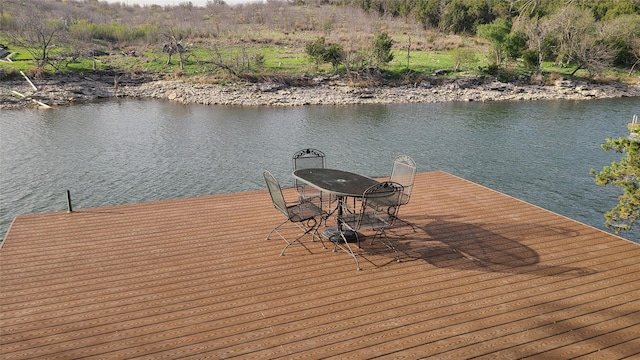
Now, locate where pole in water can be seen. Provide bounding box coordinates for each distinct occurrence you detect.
[66,190,73,213]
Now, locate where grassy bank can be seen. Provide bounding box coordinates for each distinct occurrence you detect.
[3,38,634,87]
[0,0,637,87]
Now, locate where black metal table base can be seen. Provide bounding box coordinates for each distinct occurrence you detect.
[322,227,358,243]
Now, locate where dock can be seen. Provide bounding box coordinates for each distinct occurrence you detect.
[1,171,639,359]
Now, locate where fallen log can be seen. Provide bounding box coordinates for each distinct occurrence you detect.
[20,71,38,91]
[11,90,52,109]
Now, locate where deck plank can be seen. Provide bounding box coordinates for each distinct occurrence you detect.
[1,171,639,359]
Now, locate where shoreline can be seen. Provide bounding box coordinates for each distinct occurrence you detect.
[2,74,640,109]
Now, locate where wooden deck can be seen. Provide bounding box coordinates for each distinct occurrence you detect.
[1,171,639,359]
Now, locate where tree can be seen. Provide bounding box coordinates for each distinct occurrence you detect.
[414,0,442,30]
[372,31,394,68]
[305,37,344,72]
[629,36,640,75]
[305,37,328,70]
[441,0,474,34]
[591,118,640,234]
[162,34,186,70]
[476,18,511,66]
[467,0,496,29]
[601,14,640,74]
[0,0,8,31]
[324,43,344,71]
[516,16,553,74]
[7,6,67,70]
[569,34,615,76]
[546,5,615,76]
[452,46,477,71]
[516,0,554,19]
[504,30,528,63]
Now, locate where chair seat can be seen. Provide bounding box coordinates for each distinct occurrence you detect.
[341,212,392,232]
[367,194,407,208]
[288,201,325,222]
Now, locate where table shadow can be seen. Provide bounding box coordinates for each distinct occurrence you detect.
[391,215,596,277]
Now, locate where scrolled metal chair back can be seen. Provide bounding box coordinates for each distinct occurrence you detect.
[360,181,404,228]
[293,148,326,197]
[293,148,325,171]
[390,155,416,205]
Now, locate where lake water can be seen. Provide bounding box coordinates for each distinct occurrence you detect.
[1,98,639,242]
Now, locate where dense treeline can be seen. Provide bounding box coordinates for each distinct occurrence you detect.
[339,0,639,33]
[0,0,639,81]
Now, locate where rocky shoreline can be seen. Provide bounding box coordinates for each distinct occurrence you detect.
[2,73,640,109]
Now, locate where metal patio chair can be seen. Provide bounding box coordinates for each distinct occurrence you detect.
[292,148,335,213]
[335,181,404,270]
[389,155,418,230]
[264,170,327,256]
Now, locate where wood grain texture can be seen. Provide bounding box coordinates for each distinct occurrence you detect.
[2,171,638,359]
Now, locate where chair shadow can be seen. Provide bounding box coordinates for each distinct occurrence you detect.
[389,215,596,277]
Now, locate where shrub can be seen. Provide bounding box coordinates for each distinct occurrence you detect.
[522,48,540,72]
[372,32,394,68]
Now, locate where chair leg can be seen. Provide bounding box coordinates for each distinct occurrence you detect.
[266,219,289,240]
[280,219,324,256]
[300,217,326,249]
[331,231,361,270]
[370,229,400,262]
[312,227,327,250]
[280,228,312,256]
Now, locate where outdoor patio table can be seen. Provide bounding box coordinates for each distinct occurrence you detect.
[292,168,380,243]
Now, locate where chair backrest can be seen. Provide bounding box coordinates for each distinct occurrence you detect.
[293,148,326,194]
[390,155,416,205]
[264,170,288,217]
[293,148,326,170]
[358,181,404,229]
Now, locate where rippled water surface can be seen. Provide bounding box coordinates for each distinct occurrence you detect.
[2,98,639,241]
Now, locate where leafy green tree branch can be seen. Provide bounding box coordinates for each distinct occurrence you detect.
[591,117,640,233]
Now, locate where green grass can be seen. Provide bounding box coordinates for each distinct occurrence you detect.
[388,50,463,73]
[0,38,33,74]
[1,35,637,85]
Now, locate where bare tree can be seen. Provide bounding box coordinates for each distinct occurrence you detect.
[629,37,640,76]
[515,0,544,18]
[0,0,6,30]
[601,14,640,76]
[6,6,67,70]
[515,16,552,74]
[207,44,264,78]
[162,34,186,70]
[546,5,615,76]
[570,35,615,76]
